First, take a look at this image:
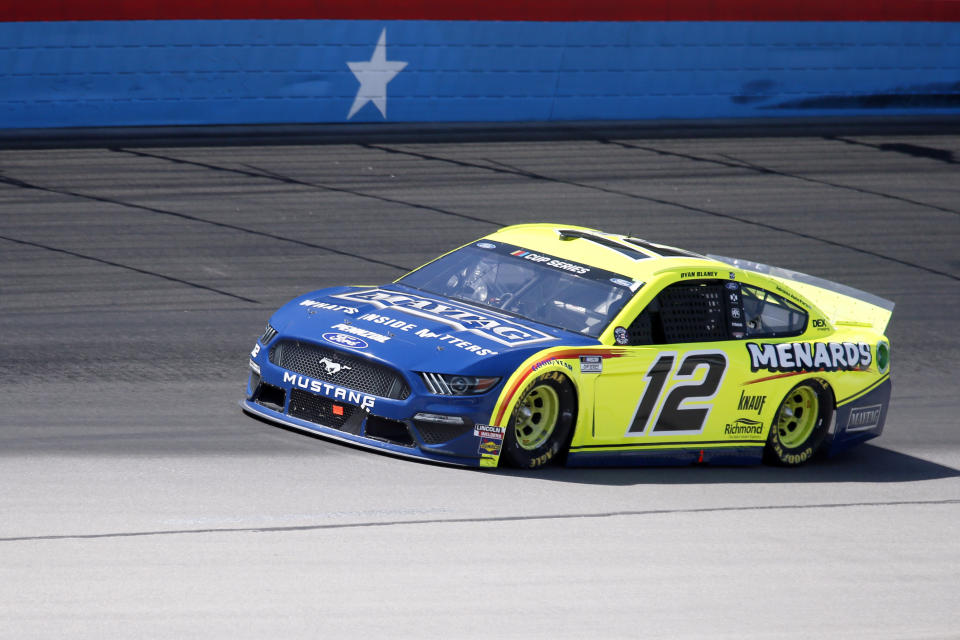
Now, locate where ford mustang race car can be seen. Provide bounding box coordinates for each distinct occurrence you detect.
[242,224,892,469]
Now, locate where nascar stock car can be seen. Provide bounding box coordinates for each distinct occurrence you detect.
[242,224,892,469]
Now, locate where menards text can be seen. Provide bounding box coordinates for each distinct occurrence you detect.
[747,341,871,373]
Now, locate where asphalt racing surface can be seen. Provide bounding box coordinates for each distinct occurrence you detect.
[2,123,959,638]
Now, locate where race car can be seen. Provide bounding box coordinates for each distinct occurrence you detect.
[242,223,892,469]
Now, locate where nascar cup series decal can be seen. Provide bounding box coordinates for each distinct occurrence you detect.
[508,249,590,275]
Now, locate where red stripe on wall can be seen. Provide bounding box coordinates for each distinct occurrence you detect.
[4,0,960,22]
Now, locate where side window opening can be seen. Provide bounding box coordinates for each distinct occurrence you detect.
[627,280,728,345]
[625,279,808,345]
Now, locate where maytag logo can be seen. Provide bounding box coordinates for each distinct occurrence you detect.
[846,404,882,432]
[332,289,554,347]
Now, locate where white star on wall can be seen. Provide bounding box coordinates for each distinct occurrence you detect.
[346,28,408,120]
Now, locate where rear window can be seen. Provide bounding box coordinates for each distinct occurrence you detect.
[741,285,807,338]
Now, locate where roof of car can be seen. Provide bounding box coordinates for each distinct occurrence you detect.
[484,223,728,282]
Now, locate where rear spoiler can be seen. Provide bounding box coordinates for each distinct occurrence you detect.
[709,255,894,333]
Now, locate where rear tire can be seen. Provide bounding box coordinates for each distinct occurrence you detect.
[502,372,577,469]
[764,380,832,466]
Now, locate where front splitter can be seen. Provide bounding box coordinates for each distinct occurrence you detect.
[241,400,480,468]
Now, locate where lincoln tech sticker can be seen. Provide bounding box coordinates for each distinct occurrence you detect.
[474,425,504,440]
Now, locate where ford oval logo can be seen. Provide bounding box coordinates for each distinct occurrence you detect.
[322,332,368,350]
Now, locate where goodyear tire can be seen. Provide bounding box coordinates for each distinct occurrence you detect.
[502,371,577,469]
[764,380,833,466]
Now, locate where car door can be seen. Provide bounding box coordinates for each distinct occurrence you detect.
[591,277,754,446]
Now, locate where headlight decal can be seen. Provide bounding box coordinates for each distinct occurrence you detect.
[420,372,500,396]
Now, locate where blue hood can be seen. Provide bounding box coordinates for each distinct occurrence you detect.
[268,283,598,376]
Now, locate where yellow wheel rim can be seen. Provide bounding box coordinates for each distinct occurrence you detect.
[776,385,819,448]
[513,384,560,451]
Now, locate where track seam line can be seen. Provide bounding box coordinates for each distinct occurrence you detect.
[4,498,956,543]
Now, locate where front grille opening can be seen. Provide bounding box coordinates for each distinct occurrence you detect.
[270,340,410,400]
[413,419,474,445]
[365,416,415,447]
[254,383,286,411]
[288,389,357,429]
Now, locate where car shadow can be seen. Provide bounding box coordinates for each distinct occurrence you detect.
[498,444,960,485]
[251,414,958,484]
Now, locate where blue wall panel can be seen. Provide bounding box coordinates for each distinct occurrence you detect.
[0,20,957,128]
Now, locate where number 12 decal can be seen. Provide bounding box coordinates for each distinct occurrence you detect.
[627,351,728,435]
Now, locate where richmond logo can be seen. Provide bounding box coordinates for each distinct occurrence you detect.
[724,418,764,437]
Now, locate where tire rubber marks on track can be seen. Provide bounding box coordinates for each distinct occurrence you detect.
[111,147,502,231]
[0,233,260,304]
[366,143,960,283]
[0,169,409,273]
[605,138,960,217]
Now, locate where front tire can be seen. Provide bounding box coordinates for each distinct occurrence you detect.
[502,372,577,469]
[764,380,833,466]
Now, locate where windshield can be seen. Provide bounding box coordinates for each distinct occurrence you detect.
[397,241,641,337]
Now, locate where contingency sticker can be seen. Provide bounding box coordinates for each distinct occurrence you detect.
[474,424,504,440]
[478,438,504,455]
[580,355,603,373]
[475,424,505,456]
